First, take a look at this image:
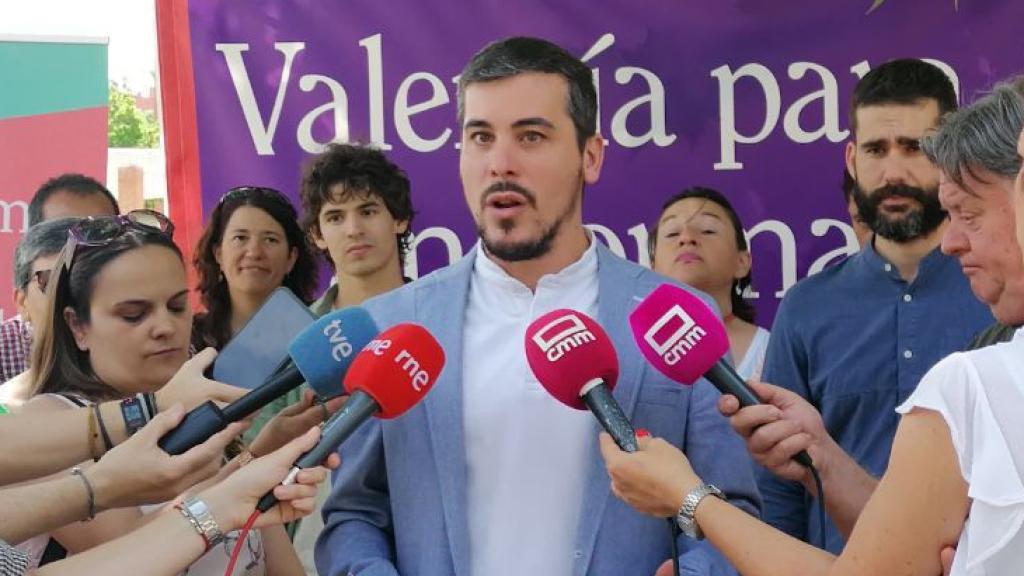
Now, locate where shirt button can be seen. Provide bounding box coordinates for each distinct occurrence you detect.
[573,550,583,559]
[903,294,912,303]
[884,264,893,272]
[903,349,913,359]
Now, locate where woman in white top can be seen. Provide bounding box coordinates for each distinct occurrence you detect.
[649,187,769,379]
[18,211,304,576]
[599,79,1024,575]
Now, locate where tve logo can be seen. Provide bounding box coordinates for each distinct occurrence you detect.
[643,305,707,366]
[323,319,353,362]
[531,313,596,362]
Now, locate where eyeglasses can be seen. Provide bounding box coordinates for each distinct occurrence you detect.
[31,269,52,293]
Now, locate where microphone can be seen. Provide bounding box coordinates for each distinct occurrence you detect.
[524,309,638,453]
[158,307,379,455]
[628,283,812,467]
[256,322,445,512]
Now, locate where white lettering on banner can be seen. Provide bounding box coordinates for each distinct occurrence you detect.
[0,200,29,234]
[807,219,860,275]
[394,72,452,152]
[212,34,957,166]
[296,74,351,153]
[215,42,305,156]
[713,57,959,169]
[403,218,858,301]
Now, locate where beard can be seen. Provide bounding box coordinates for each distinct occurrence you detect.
[852,181,946,243]
[477,179,580,262]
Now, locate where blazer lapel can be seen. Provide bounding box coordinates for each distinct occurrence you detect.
[573,243,647,572]
[417,250,475,576]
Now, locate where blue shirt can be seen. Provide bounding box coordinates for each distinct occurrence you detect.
[760,241,993,553]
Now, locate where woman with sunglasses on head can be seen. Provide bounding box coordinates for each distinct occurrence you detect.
[17,211,307,576]
[192,186,317,351]
[649,187,769,379]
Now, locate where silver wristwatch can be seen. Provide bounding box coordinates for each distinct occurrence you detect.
[178,496,225,550]
[675,483,725,540]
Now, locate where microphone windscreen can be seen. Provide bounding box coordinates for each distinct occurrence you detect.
[343,323,445,419]
[288,306,380,398]
[628,283,729,385]
[524,309,619,410]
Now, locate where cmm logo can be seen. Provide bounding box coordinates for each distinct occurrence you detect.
[643,305,707,366]
[531,314,596,362]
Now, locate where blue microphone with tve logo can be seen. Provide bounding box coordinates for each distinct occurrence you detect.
[158,306,379,455]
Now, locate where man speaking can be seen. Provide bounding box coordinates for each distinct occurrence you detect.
[316,36,760,576]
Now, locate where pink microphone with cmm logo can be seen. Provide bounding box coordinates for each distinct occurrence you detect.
[629,283,812,466]
[525,309,639,452]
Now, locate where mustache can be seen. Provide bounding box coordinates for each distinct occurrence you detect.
[482,181,536,208]
[870,184,932,203]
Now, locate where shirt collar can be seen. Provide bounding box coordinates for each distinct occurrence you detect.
[472,233,599,294]
[859,237,947,284]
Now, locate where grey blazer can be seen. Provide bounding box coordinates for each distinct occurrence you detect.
[317,242,760,576]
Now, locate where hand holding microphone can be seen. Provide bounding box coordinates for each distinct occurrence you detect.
[256,322,445,512]
[628,283,813,468]
[158,307,378,455]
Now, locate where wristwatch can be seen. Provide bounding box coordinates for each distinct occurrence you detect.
[675,482,725,540]
[177,497,225,550]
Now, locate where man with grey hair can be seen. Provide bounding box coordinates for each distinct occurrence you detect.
[932,77,1024,348]
[0,219,78,395]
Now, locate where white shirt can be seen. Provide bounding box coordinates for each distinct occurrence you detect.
[736,326,770,381]
[463,239,599,576]
[897,329,1024,575]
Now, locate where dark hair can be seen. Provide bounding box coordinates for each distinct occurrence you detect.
[299,143,415,265]
[30,227,182,401]
[849,59,958,133]
[841,170,856,203]
[921,77,1024,191]
[193,187,318,350]
[29,173,119,227]
[648,187,756,323]
[457,36,597,151]
[13,218,79,290]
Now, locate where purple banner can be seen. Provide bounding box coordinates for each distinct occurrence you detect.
[182,0,1021,324]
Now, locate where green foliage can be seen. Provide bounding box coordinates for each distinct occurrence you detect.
[108,83,159,148]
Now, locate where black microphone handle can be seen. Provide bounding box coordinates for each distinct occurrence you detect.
[581,379,638,453]
[157,401,229,455]
[256,390,379,513]
[221,362,304,422]
[704,360,814,468]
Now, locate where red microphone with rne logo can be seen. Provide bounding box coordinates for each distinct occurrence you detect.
[525,309,639,452]
[256,322,445,513]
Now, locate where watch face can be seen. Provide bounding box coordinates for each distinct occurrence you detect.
[124,404,143,421]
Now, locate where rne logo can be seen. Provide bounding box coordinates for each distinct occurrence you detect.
[531,314,596,362]
[643,305,707,366]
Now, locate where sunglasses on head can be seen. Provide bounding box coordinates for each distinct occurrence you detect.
[62,210,175,274]
[218,186,291,206]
